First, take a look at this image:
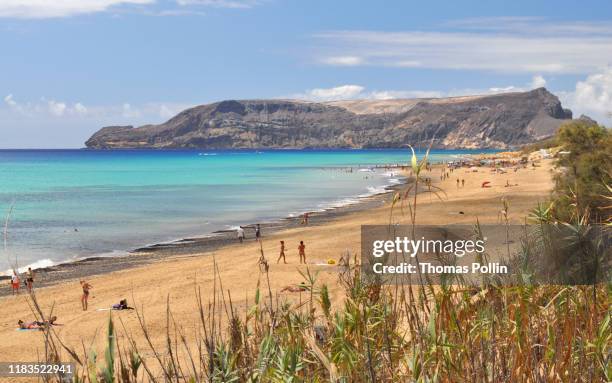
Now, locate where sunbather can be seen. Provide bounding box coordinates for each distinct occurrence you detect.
[17,316,58,330]
[280,283,308,293]
[112,299,133,310]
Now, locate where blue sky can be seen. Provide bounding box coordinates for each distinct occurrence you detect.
[1,0,611,148]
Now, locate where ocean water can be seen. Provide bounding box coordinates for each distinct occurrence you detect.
[0,149,489,272]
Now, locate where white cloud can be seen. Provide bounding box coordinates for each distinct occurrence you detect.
[4,94,17,107]
[295,85,365,101]
[447,17,612,37]
[368,90,443,100]
[47,100,67,116]
[290,80,546,102]
[488,86,521,93]
[559,68,612,124]
[313,19,612,74]
[320,56,364,66]
[530,75,547,89]
[74,102,88,115]
[0,0,154,19]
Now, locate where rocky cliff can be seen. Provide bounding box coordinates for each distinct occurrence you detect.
[85,88,575,149]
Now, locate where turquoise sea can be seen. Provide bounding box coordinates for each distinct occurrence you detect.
[0,149,491,272]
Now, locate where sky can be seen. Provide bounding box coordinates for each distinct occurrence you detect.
[1,0,611,148]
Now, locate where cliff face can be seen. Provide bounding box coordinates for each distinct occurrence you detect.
[85,88,574,149]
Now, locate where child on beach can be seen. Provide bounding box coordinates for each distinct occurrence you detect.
[255,224,261,241]
[298,241,306,264]
[80,280,93,311]
[237,226,245,243]
[11,271,20,295]
[277,240,287,264]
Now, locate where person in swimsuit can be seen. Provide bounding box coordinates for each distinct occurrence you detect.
[17,316,57,330]
[255,224,261,241]
[10,271,20,295]
[277,240,287,264]
[80,280,93,311]
[298,241,306,264]
[18,320,40,330]
[25,267,34,292]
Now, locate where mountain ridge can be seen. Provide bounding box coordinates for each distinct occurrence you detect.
[85,88,578,150]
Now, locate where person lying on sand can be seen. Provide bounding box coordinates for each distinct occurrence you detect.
[280,283,308,293]
[112,299,134,310]
[17,316,58,330]
[18,320,42,330]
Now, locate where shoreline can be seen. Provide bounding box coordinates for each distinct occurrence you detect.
[0,173,407,296]
[0,158,556,364]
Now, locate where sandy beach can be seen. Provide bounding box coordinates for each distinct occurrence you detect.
[0,159,555,365]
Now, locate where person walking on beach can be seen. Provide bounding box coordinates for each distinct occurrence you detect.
[277,240,287,264]
[237,226,245,243]
[461,179,465,188]
[298,241,306,264]
[25,267,34,292]
[80,280,93,311]
[10,271,20,295]
[456,179,460,189]
[301,212,309,225]
[255,224,261,241]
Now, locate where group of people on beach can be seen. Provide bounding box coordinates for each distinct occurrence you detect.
[276,240,306,264]
[236,224,262,243]
[9,267,35,295]
[9,266,124,314]
[237,212,310,244]
[236,224,308,264]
